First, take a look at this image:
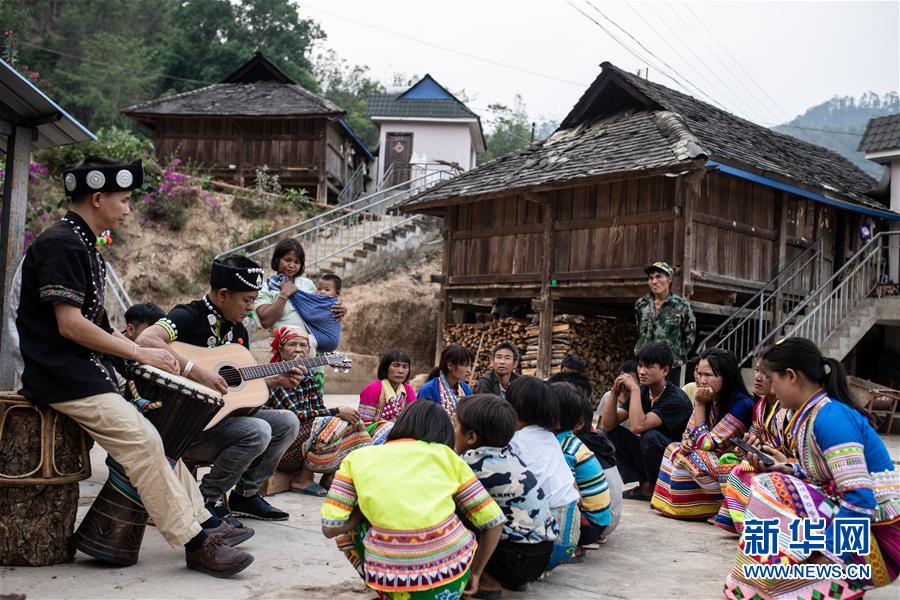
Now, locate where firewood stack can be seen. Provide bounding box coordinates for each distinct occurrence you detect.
[519,314,638,404]
[442,318,530,382]
[442,315,637,404]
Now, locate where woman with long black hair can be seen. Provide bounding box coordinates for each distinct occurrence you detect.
[724,337,899,600]
[650,348,754,519]
[417,344,474,417]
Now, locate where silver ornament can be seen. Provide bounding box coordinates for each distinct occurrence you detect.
[115,169,133,188]
[86,170,106,190]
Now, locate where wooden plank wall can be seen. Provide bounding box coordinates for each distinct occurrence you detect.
[153,117,325,176]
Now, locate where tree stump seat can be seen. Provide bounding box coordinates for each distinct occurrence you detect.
[0,392,92,566]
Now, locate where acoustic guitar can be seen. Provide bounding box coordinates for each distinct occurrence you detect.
[169,341,352,430]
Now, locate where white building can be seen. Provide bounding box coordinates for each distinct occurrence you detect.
[366,74,486,188]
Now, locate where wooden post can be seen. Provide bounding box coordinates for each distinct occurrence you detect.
[672,182,686,295]
[773,191,788,326]
[435,210,453,365]
[680,169,702,298]
[535,198,554,378]
[0,125,33,390]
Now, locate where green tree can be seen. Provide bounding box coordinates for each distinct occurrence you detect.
[313,49,383,148]
[481,95,533,163]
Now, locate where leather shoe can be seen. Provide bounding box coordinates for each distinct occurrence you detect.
[204,519,255,547]
[185,533,254,578]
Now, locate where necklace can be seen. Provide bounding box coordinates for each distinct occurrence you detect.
[649,385,665,403]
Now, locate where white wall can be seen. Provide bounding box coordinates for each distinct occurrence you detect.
[376,120,476,186]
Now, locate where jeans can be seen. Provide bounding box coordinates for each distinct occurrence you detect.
[184,408,299,500]
[606,426,672,488]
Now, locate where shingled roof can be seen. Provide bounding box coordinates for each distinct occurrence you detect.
[403,62,880,213]
[124,53,343,119]
[366,74,479,120]
[858,113,900,160]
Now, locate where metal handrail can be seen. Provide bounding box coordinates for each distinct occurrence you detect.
[216,169,451,260]
[336,163,367,206]
[307,214,426,272]
[104,263,133,331]
[773,231,900,348]
[697,237,824,364]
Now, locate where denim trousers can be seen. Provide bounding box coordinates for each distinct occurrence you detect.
[184,408,299,500]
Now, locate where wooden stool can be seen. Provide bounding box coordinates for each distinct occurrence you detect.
[0,392,92,566]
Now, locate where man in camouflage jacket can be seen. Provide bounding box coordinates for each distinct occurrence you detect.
[633,261,696,383]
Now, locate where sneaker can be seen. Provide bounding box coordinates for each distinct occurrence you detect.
[185,533,254,578]
[204,518,255,547]
[228,493,289,521]
[206,498,244,529]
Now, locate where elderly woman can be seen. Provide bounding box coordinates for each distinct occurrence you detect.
[266,326,371,496]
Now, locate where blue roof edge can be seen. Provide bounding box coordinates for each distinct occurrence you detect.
[339,119,374,160]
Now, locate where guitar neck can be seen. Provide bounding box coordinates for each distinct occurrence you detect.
[238,356,329,381]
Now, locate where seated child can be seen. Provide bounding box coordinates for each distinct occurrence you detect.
[574,394,624,543]
[123,302,165,341]
[321,400,504,599]
[454,394,557,595]
[551,382,612,558]
[507,377,581,570]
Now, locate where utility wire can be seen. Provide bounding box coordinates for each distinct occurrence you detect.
[776,125,863,137]
[582,0,720,110]
[664,3,782,124]
[17,41,215,85]
[300,3,587,88]
[681,2,794,123]
[642,2,770,124]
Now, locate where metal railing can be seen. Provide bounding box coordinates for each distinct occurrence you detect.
[104,263,133,332]
[697,238,824,365]
[216,168,453,269]
[779,231,900,346]
[336,163,367,206]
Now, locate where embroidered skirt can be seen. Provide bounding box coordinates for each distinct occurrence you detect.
[278,416,371,473]
[547,501,581,570]
[724,471,900,600]
[714,461,757,534]
[651,442,732,519]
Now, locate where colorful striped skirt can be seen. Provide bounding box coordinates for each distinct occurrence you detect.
[334,517,474,598]
[547,501,581,570]
[650,442,733,519]
[724,471,900,600]
[277,416,372,473]
[714,461,757,535]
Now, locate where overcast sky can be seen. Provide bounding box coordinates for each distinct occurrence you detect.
[301,0,899,129]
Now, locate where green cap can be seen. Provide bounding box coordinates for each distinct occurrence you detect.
[644,261,674,277]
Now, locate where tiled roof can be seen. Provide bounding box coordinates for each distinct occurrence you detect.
[365,95,478,120]
[403,62,879,211]
[124,82,343,117]
[858,113,900,155]
[402,110,707,208]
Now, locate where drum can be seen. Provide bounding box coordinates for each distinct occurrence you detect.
[71,364,223,566]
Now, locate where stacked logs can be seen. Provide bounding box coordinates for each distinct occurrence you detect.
[442,315,637,404]
[442,318,530,382]
[519,314,637,404]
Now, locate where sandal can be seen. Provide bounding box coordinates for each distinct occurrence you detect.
[290,483,328,497]
[622,487,652,501]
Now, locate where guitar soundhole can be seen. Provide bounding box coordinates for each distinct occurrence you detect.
[218,366,242,388]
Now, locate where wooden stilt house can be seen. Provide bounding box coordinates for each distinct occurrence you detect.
[401,62,898,378]
[124,53,373,203]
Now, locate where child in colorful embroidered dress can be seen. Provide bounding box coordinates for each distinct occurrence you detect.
[321,400,504,600]
[651,348,754,520]
[724,338,900,600]
[358,349,417,444]
[417,344,473,417]
[506,377,581,570]
[551,382,612,559]
[714,354,793,534]
[454,394,557,596]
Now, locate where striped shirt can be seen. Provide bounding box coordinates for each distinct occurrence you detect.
[556,430,611,527]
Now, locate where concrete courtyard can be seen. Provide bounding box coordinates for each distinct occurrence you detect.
[2,396,898,600]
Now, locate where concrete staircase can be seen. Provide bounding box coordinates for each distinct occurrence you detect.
[819,296,900,360]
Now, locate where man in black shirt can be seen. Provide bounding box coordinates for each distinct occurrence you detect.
[138,255,301,524]
[15,157,253,577]
[600,341,692,501]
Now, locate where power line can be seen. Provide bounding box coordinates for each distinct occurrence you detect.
[17,41,215,86]
[776,125,863,137]
[681,2,794,123]
[565,2,715,106]
[582,1,723,113]
[664,3,783,124]
[641,2,770,124]
[300,3,587,88]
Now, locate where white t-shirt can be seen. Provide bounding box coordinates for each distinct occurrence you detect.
[510,425,579,509]
[254,275,319,350]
